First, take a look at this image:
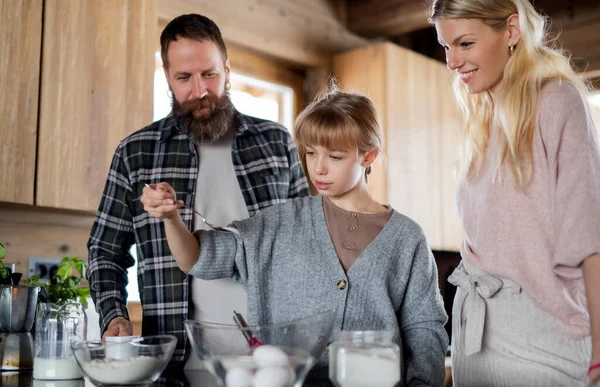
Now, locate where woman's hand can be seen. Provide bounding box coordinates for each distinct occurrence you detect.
[141,182,183,219]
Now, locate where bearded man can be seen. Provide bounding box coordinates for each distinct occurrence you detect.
[87,14,309,368]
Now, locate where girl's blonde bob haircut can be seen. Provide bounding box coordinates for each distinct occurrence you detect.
[294,83,383,181]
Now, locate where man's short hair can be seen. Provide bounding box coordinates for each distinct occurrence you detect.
[160,14,228,70]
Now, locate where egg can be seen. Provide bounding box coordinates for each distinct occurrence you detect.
[252,366,295,387]
[225,367,253,387]
[252,345,289,368]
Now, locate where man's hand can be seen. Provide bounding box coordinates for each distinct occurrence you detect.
[102,317,133,342]
[141,183,183,220]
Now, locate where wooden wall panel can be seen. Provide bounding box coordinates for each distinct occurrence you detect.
[0,204,94,277]
[37,0,155,211]
[0,0,42,204]
[438,75,465,251]
[333,44,388,204]
[385,44,443,248]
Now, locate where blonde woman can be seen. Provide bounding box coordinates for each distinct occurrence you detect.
[430,0,600,385]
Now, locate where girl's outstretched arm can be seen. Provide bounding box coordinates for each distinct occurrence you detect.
[141,182,199,272]
[164,215,200,272]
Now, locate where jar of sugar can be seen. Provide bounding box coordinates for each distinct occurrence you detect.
[328,331,401,387]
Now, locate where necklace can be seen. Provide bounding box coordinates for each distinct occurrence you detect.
[355,194,373,214]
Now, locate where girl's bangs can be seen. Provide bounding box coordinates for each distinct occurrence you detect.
[294,114,359,152]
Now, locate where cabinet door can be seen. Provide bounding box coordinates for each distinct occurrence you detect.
[36,0,155,211]
[0,0,43,204]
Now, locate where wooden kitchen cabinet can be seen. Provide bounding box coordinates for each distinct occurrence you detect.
[36,0,156,211]
[0,0,43,204]
[333,42,464,251]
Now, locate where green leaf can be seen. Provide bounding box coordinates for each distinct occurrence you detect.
[0,242,5,260]
[0,267,8,279]
[24,275,43,287]
[76,288,91,298]
[58,288,71,302]
[56,263,71,282]
[63,277,77,289]
[73,259,86,278]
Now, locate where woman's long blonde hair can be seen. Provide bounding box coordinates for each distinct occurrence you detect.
[429,0,589,187]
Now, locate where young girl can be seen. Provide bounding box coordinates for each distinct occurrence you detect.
[141,88,449,385]
[431,0,600,386]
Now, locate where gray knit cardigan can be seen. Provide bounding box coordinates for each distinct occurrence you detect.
[191,195,448,386]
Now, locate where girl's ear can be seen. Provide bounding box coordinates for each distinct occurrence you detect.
[361,147,379,168]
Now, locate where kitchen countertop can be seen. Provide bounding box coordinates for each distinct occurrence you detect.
[0,368,334,387]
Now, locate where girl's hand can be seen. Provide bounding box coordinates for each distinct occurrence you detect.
[141,182,183,219]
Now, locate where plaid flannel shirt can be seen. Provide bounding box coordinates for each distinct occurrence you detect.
[87,111,309,364]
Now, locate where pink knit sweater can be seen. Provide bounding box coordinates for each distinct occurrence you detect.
[456,80,600,338]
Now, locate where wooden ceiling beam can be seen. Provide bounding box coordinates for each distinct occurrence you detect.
[156,0,367,68]
[346,0,431,38]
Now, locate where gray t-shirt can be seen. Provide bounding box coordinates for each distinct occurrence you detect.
[185,127,249,370]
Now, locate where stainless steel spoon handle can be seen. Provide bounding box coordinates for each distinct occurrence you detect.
[144,183,215,229]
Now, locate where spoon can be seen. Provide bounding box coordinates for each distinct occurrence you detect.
[144,184,216,229]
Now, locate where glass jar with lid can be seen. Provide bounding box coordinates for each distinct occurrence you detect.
[329,330,401,387]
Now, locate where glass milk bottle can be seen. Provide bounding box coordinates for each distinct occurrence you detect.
[329,331,401,387]
[33,302,87,380]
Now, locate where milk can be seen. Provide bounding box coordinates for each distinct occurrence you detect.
[33,357,83,380]
[335,350,400,387]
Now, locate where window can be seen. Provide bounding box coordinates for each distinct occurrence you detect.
[229,72,294,130]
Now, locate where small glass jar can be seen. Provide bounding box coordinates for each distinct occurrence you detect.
[33,302,87,380]
[329,330,401,387]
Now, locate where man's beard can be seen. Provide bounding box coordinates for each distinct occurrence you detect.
[171,93,235,143]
